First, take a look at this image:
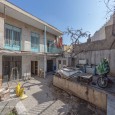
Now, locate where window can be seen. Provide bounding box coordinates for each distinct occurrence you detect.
[5,24,21,50]
[47,40,54,47]
[47,40,55,53]
[31,32,39,52]
[13,30,21,46]
[5,28,12,46]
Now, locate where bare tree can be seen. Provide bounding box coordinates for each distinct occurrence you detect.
[64,27,89,44]
[62,27,89,58]
[103,0,115,16]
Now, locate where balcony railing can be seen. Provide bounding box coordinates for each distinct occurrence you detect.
[4,40,62,54]
[47,47,62,54]
[4,39,21,51]
[31,44,40,52]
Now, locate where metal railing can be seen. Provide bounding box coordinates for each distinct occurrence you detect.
[47,47,62,53]
[4,39,21,50]
[4,39,62,53]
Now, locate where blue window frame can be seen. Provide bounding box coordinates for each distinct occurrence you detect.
[5,24,21,51]
[31,32,40,52]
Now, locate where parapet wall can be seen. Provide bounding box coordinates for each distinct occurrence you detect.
[53,76,107,111]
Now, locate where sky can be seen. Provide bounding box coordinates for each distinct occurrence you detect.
[8,0,113,45]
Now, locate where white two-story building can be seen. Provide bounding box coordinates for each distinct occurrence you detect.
[0,0,63,82]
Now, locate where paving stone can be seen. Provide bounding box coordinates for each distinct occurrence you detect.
[0,98,19,115]
[15,101,28,115]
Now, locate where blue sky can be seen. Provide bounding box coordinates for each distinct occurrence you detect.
[8,0,112,44]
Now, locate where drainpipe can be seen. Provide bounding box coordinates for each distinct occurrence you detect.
[44,25,47,52]
[44,25,47,78]
[4,1,6,48]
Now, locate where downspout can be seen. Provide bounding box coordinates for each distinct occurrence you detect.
[4,1,6,49]
[44,25,47,78]
[2,1,6,83]
[44,25,47,52]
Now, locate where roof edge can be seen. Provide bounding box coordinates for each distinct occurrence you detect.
[1,0,63,35]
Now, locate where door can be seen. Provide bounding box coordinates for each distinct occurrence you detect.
[47,60,53,72]
[2,56,22,82]
[31,61,38,76]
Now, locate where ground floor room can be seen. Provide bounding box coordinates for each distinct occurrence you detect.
[0,54,57,82]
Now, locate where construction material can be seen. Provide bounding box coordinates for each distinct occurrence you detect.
[78,74,93,84]
[0,88,10,101]
[86,66,96,75]
[56,67,82,79]
[79,59,87,65]
[10,67,19,80]
[39,69,44,77]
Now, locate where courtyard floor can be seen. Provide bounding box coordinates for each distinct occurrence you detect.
[21,74,105,115]
[1,74,106,115]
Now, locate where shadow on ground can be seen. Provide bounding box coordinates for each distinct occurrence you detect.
[21,74,106,115]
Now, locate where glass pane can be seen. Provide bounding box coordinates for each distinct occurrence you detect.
[31,32,39,49]
[13,26,21,32]
[5,24,21,47]
[13,31,20,46]
[5,28,12,45]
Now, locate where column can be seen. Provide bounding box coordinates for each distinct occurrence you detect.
[44,25,47,78]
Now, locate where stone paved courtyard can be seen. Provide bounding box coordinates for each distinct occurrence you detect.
[1,74,106,115]
[19,74,105,115]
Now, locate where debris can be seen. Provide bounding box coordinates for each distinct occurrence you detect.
[0,88,10,101]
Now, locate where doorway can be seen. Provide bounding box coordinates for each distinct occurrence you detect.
[31,61,38,76]
[2,56,22,82]
[47,60,53,72]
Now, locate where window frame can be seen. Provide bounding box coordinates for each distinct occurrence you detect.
[31,32,40,52]
[5,23,22,50]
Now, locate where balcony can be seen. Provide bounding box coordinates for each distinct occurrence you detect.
[47,47,62,54]
[4,39,21,51]
[31,44,40,52]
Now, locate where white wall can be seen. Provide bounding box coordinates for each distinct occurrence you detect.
[0,16,4,48]
[0,55,2,79]
[22,55,39,77]
[5,16,56,52]
[75,49,115,75]
[38,56,44,70]
[91,15,113,42]
[0,16,4,78]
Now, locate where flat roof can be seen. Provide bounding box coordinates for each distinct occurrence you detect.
[0,0,63,36]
